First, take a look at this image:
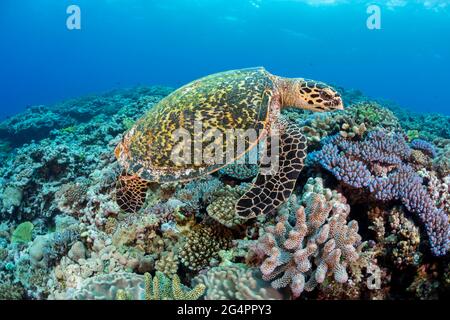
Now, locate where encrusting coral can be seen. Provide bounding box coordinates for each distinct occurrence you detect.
[61,272,146,300]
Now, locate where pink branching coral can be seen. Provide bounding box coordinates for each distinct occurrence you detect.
[251,177,362,298]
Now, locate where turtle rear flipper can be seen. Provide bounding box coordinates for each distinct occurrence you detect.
[115,174,149,213]
[236,120,307,219]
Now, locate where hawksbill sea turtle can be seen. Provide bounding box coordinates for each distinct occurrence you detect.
[114,67,343,219]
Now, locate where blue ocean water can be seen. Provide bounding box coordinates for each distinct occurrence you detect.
[0,0,449,119]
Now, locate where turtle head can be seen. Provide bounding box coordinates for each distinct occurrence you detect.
[280,78,344,112]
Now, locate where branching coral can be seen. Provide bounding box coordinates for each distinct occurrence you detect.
[179,223,233,271]
[309,130,450,256]
[144,271,205,300]
[251,177,361,298]
[420,172,450,212]
[369,166,449,256]
[55,178,90,214]
[206,184,248,228]
[0,105,75,146]
[174,177,223,215]
[155,251,179,277]
[299,102,401,144]
[219,164,259,180]
[0,278,25,300]
[411,139,437,158]
[43,229,80,266]
[368,206,422,269]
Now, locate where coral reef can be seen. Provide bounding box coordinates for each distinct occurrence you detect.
[56,270,205,300]
[0,86,449,301]
[407,263,447,300]
[298,102,400,145]
[389,105,450,142]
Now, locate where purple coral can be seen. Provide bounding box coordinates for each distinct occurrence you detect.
[309,130,450,256]
[309,143,372,188]
[343,131,411,165]
[370,166,449,256]
[411,139,437,158]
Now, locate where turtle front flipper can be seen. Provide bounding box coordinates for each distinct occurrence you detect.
[236,120,307,219]
[115,173,150,213]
